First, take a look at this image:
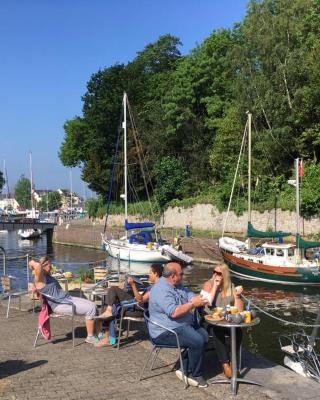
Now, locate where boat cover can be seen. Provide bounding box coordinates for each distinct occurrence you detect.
[296,234,320,249]
[124,219,155,230]
[247,222,291,238]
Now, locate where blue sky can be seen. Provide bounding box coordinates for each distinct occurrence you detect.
[0,0,247,198]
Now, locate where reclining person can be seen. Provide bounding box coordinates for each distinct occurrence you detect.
[94,264,163,347]
[29,256,100,344]
[148,262,209,388]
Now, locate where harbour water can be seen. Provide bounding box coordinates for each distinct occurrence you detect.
[0,230,319,367]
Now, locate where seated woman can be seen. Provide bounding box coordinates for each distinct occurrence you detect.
[202,263,244,378]
[29,256,100,345]
[94,263,163,347]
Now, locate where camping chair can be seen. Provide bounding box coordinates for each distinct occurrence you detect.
[0,275,29,318]
[34,292,76,348]
[139,310,188,388]
[116,301,145,349]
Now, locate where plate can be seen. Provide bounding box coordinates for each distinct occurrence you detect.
[205,314,224,322]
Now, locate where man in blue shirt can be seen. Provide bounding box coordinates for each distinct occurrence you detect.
[148,262,209,388]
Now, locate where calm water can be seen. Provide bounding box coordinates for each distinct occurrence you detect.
[1,230,319,366]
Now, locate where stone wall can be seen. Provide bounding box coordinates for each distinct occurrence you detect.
[162,204,320,235]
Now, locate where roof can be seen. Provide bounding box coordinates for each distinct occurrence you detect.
[262,242,295,249]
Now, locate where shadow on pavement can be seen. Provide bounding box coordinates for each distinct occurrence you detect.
[0,359,48,379]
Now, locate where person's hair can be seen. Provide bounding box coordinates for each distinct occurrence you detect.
[162,265,176,278]
[219,263,232,297]
[150,264,163,278]
[39,256,51,265]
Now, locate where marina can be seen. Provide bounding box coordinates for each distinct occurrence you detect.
[1,1,320,399]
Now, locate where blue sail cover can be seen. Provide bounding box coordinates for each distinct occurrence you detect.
[124,219,155,230]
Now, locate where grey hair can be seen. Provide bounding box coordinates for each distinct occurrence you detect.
[162,265,176,278]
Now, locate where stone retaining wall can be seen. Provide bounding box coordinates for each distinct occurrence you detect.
[162,204,319,235]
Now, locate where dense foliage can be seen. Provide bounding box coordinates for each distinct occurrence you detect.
[14,176,31,209]
[0,170,4,193]
[60,0,320,218]
[38,191,62,211]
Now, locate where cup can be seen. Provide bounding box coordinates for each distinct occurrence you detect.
[243,310,252,324]
[230,306,238,315]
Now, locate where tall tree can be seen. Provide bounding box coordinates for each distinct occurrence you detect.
[15,175,31,209]
[0,170,4,193]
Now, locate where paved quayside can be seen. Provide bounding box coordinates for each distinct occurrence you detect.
[0,299,319,400]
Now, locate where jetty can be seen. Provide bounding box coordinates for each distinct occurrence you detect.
[0,297,319,400]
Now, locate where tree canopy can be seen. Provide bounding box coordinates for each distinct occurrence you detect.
[59,0,320,218]
[15,176,31,209]
[0,170,4,193]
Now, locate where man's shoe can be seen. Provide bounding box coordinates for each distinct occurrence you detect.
[187,375,208,388]
[175,369,188,383]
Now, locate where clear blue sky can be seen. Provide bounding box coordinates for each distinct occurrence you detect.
[0,0,247,198]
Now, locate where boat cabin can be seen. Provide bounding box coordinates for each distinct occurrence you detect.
[261,242,295,264]
[128,229,165,246]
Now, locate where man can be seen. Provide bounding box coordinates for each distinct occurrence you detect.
[148,261,209,388]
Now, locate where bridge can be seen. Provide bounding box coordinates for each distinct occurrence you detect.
[0,219,57,251]
[0,219,56,232]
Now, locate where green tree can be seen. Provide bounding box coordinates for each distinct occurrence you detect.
[15,175,31,209]
[39,192,62,211]
[154,156,190,211]
[0,170,5,193]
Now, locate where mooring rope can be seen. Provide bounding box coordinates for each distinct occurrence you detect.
[241,293,320,328]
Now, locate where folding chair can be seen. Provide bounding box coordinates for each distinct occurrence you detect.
[139,310,188,388]
[34,292,76,348]
[0,275,29,318]
[116,301,145,349]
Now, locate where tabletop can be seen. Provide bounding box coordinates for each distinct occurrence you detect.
[204,316,260,329]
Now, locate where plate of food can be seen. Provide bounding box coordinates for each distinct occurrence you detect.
[205,314,224,322]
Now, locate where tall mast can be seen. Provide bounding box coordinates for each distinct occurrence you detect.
[29,151,35,217]
[123,92,128,237]
[247,112,252,248]
[295,158,300,237]
[69,168,73,210]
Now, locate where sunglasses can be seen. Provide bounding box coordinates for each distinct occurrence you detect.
[214,270,222,276]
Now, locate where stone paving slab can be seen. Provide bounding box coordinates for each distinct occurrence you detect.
[0,301,318,400]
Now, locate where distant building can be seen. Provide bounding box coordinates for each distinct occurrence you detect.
[0,193,20,210]
[33,189,54,204]
[57,189,82,209]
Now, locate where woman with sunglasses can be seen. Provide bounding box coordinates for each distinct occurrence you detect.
[202,263,244,378]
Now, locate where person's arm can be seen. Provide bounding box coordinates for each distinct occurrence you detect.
[127,277,143,302]
[28,259,44,285]
[171,295,208,318]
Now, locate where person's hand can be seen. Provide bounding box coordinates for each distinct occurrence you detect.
[191,295,208,308]
[233,285,243,298]
[127,276,134,286]
[213,274,222,289]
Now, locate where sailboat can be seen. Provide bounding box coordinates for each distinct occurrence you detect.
[18,152,41,240]
[219,113,320,285]
[101,93,192,264]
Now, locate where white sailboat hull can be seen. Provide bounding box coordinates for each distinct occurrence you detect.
[103,238,170,263]
[102,237,193,264]
[18,229,41,239]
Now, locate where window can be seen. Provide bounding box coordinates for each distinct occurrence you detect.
[288,248,294,257]
[276,249,284,257]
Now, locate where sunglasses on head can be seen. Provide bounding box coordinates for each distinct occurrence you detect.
[214,270,222,276]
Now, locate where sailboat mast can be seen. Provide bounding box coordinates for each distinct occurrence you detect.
[247,112,252,248]
[123,92,128,237]
[295,158,300,236]
[29,151,34,217]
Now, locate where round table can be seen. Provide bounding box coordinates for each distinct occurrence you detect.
[205,316,262,395]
